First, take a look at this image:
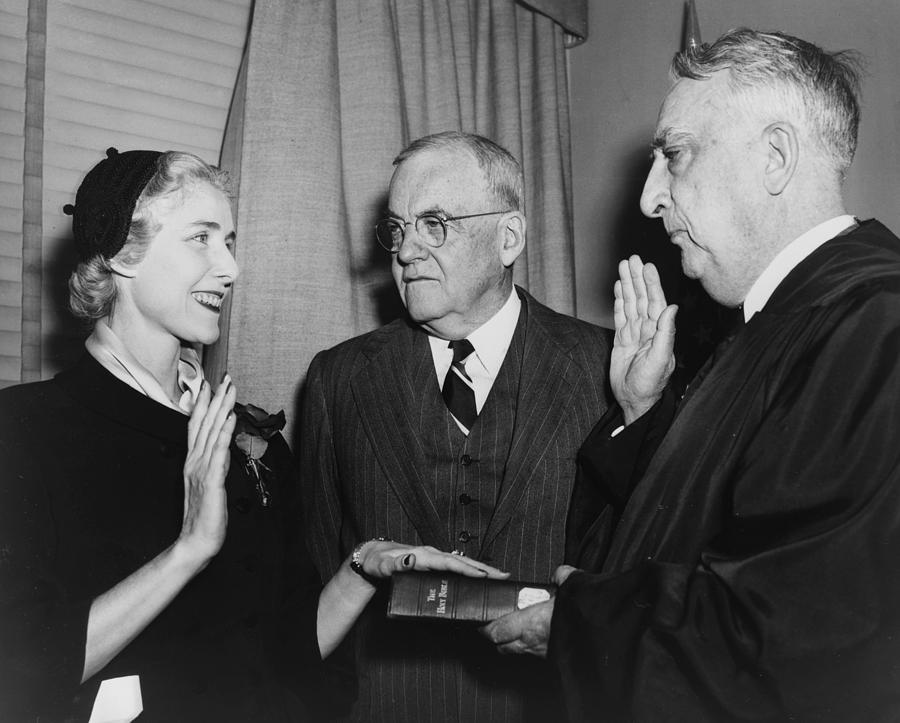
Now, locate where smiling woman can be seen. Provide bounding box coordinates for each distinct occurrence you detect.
[66,150,238,395]
[0,148,507,721]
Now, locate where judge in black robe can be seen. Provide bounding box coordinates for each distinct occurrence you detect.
[555,220,900,721]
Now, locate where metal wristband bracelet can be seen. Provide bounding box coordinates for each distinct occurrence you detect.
[350,537,391,585]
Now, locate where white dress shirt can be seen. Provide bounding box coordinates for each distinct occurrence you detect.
[428,288,521,433]
[742,215,856,322]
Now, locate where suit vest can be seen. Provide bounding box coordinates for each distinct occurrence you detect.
[416,305,527,558]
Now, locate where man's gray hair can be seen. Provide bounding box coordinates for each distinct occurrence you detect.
[672,28,863,176]
[393,131,525,212]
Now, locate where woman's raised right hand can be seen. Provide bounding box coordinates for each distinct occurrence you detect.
[178,375,237,564]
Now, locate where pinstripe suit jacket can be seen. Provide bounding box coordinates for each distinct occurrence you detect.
[300,287,611,722]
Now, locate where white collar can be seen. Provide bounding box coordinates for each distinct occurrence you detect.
[85,321,205,414]
[428,287,521,376]
[742,215,856,322]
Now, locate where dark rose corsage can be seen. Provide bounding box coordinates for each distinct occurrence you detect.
[233,402,286,508]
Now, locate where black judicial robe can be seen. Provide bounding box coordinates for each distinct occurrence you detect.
[552,220,900,722]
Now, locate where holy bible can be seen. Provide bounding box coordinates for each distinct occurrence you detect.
[387,572,555,623]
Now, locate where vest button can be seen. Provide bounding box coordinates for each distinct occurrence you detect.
[460,454,474,466]
[457,530,472,543]
[459,493,473,505]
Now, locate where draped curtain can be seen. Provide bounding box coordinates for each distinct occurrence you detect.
[211,0,585,435]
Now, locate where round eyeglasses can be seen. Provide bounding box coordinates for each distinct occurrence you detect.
[375,210,512,252]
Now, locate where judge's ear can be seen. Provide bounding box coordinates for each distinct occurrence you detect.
[109,259,137,278]
[763,121,799,196]
[497,212,526,268]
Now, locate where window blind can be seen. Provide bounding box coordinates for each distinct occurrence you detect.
[0,0,28,388]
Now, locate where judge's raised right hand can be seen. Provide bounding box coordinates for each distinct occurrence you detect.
[612,256,678,424]
[178,375,237,564]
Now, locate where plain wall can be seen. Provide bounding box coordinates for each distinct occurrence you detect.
[570,0,900,327]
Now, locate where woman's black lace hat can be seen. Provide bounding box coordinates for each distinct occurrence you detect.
[63,147,163,261]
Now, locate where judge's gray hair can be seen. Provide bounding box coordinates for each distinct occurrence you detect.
[393,130,524,212]
[69,151,230,322]
[672,28,863,176]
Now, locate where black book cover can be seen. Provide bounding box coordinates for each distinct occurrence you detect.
[387,572,555,623]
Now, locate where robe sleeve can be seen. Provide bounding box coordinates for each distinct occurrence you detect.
[550,282,900,721]
[565,388,678,568]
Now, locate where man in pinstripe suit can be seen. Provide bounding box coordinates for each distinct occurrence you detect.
[299,131,611,722]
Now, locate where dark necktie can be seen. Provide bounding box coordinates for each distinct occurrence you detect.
[442,339,477,431]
